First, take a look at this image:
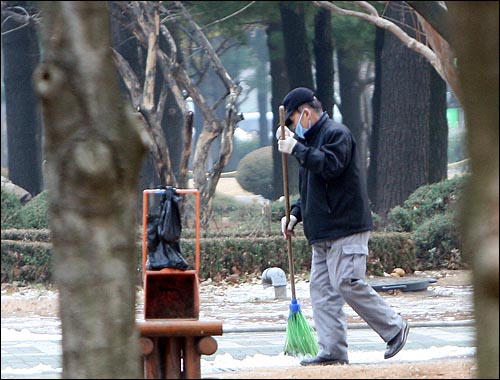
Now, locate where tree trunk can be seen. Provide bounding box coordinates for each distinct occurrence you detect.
[367,26,384,207]
[337,49,363,144]
[257,88,269,147]
[428,68,448,183]
[314,7,334,117]
[2,1,43,196]
[368,2,447,219]
[159,26,184,181]
[337,48,368,181]
[253,28,271,148]
[162,90,184,180]
[279,1,314,89]
[278,2,310,197]
[267,21,290,201]
[447,3,499,379]
[34,2,146,378]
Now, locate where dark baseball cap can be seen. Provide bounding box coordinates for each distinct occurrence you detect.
[282,87,315,126]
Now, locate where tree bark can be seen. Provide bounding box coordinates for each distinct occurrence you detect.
[367,26,384,207]
[160,26,184,181]
[337,48,368,181]
[1,1,43,196]
[34,2,146,377]
[267,21,290,201]
[447,2,499,378]
[313,1,462,106]
[314,7,334,117]
[279,1,314,89]
[405,1,451,42]
[253,28,271,148]
[369,1,447,219]
[428,68,448,183]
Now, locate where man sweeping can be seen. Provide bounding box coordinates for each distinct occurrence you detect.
[276,87,410,366]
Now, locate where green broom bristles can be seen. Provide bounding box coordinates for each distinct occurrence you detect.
[283,299,319,357]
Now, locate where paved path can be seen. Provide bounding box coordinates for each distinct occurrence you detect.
[1,323,476,379]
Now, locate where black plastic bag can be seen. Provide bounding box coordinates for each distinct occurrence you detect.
[146,187,189,271]
[147,240,189,270]
[158,188,182,242]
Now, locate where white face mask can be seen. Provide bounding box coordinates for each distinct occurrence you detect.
[294,109,307,139]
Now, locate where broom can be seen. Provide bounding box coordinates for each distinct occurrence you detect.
[279,105,319,358]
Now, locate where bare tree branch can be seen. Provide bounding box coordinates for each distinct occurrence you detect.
[201,1,256,30]
[179,111,194,189]
[313,1,462,105]
[1,4,39,35]
[142,2,159,112]
[111,50,142,107]
[174,1,239,92]
[171,1,242,223]
[406,1,451,42]
[110,1,243,224]
[111,2,177,185]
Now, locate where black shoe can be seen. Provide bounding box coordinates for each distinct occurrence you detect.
[384,320,410,359]
[300,356,348,366]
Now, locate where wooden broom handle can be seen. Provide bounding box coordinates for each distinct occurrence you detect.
[279,105,296,300]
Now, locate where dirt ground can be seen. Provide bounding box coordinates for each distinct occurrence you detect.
[206,269,478,379]
[213,357,477,379]
[1,270,477,379]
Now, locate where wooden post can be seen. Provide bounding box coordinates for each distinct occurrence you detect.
[165,337,182,379]
[141,337,161,379]
[197,336,218,355]
[184,337,201,379]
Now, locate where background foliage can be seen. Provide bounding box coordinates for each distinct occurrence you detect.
[2,175,469,284]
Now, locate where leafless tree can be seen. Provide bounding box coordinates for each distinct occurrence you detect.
[111,1,243,225]
[313,1,462,105]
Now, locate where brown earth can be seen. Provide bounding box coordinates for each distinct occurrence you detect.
[213,357,477,379]
[210,269,478,379]
[1,270,477,379]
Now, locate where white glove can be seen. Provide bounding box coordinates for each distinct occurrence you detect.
[278,135,297,154]
[281,215,298,240]
[275,125,294,140]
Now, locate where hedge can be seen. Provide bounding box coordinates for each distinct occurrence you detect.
[1,229,415,285]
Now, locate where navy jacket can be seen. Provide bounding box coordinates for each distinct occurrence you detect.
[290,112,373,245]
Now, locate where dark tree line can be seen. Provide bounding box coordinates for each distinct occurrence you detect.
[3,1,449,223]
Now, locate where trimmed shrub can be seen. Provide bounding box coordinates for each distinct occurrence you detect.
[19,191,49,229]
[225,137,260,171]
[236,146,274,200]
[211,193,259,215]
[3,231,416,284]
[2,189,50,229]
[370,212,383,231]
[366,232,416,276]
[1,239,53,284]
[206,193,269,236]
[1,228,51,242]
[412,212,465,270]
[386,175,468,269]
[387,175,467,231]
[1,188,24,229]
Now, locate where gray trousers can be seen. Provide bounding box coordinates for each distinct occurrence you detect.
[310,231,404,361]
